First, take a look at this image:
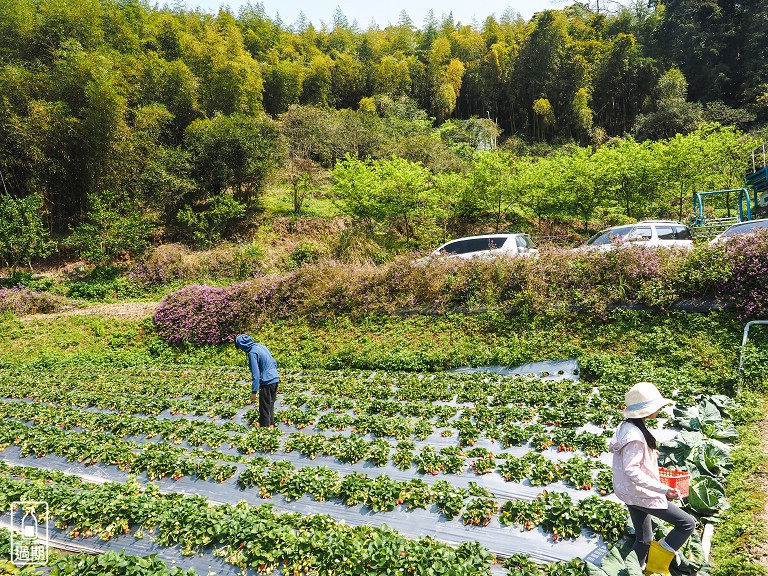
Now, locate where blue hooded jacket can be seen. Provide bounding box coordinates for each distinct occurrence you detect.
[234,335,279,393]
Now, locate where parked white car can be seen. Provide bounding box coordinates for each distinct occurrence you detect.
[709,218,768,245]
[428,233,538,260]
[580,220,693,251]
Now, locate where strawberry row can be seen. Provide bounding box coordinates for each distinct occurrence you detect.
[0,420,239,482]
[236,459,620,539]
[0,471,497,576]
[0,413,614,494]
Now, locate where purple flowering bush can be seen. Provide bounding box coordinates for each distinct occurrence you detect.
[0,287,74,315]
[152,283,253,344]
[153,235,768,344]
[714,229,768,319]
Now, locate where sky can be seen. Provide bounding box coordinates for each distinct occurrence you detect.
[170,0,575,29]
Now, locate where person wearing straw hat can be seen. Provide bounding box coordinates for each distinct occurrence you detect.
[609,382,695,576]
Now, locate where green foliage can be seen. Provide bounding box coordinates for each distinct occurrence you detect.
[0,0,764,262]
[709,403,767,576]
[183,112,283,203]
[0,192,55,270]
[66,190,156,266]
[333,156,434,248]
[176,192,246,249]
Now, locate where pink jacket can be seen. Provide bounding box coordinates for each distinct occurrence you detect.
[609,421,669,509]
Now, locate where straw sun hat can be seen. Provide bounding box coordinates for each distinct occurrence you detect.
[623,382,672,419]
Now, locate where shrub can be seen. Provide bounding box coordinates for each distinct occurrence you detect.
[0,287,73,315]
[152,283,253,344]
[130,243,264,288]
[129,244,201,287]
[714,230,768,320]
[153,239,764,344]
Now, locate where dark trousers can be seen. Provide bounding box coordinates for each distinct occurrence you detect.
[628,502,696,565]
[258,382,278,428]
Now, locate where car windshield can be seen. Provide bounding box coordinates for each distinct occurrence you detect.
[721,220,768,237]
[586,226,633,246]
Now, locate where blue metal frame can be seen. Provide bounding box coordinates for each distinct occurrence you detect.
[692,188,751,227]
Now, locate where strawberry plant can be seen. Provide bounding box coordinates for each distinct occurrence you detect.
[237,462,266,489]
[392,448,414,470]
[366,475,402,512]
[412,419,434,440]
[577,495,627,543]
[553,428,578,452]
[470,455,496,475]
[540,491,581,541]
[461,497,497,527]
[304,466,340,502]
[466,481,492,498]
[315,412,353,431]
[500,425,531,447]
[260,460,296,495]
[596,469,613,495]
[338,472,369,506]
[236,428,281,454]
[499,499,545,530]
[400,478,433,510]
[504,553,544,575]
[497,456,529,482]
[331,434,370,464]
[441,453,467,474]
[561,456,596,490]
[277,406,318,427]
[431,480,466,520]
[208,403,239,420]
[415,446,444,475]
[456,420,480,446]
[525,453,563,486]
[464,447,492,458]
[284,432,327,459]
[530,431,554,451]
[366,439,392,467]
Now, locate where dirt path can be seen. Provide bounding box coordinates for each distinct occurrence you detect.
[23,302,159,322]
[67,302,158,320]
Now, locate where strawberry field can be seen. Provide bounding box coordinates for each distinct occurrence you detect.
[0,354,748,576]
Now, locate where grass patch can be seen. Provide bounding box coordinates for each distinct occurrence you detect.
[710,389,767,576]
[260,183,341,219]
[0,311,743,390]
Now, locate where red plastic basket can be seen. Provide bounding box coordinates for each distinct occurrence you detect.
[658,468,690,498]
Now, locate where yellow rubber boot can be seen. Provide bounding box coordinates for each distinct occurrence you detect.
[644,540,675,575]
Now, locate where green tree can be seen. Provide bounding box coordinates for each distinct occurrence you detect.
[184,112,283,205]
[65,189,155,266]
[548,147,612,232]
[656,0,742,106]
[467,151,520,231]
[333,156,433,246]
[176,192,245,248]
[633,68,703,141]
[285,154,324,215]
[280,105,337,167]
[0,192,54,270]
[591,137,658,219]
[301,56,332,107]
[263,57,304,115]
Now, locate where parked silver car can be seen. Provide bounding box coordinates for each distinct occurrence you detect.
[580,220,693,251]
[709,218,768,245]
[429,233,538,260]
